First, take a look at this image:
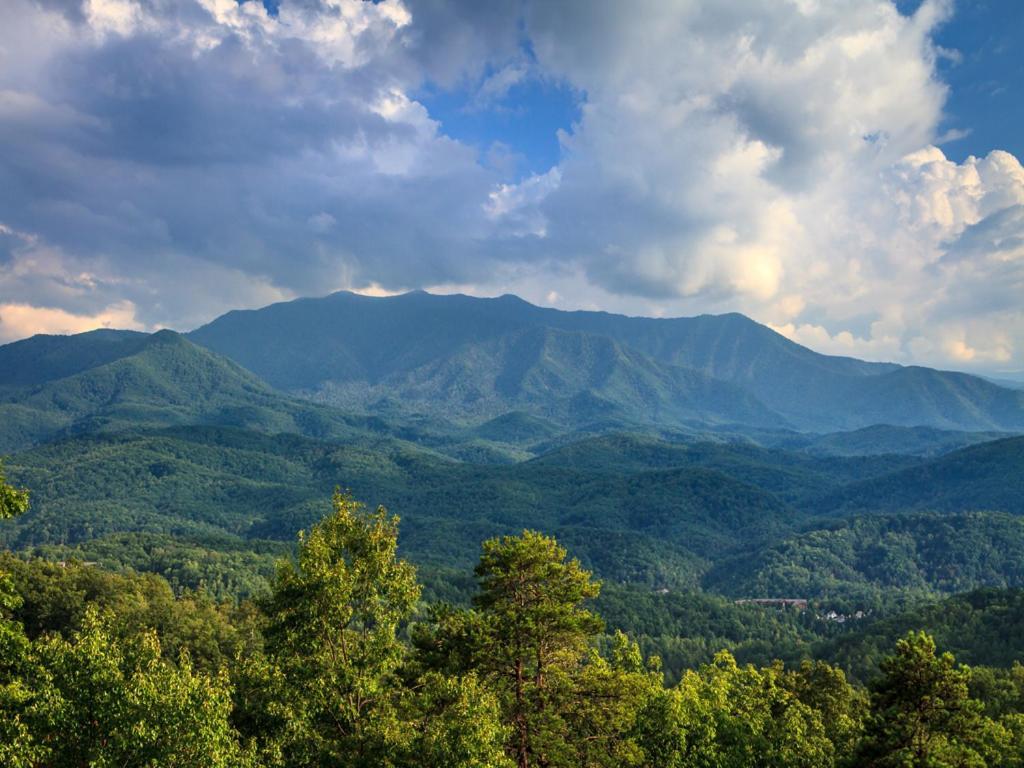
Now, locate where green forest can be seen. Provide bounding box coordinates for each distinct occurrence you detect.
[3,305,1024,766]
[3,469,1024,767]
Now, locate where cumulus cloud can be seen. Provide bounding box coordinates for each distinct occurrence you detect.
[0,300,145,342]
[0,0,1022,376]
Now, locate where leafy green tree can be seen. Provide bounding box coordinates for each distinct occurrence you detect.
[407,671,513,768]
[0,459,29,520]
[667,651,834,768]
[562,632,662,768]
[0,463,39,766]
[0,571,43,768]
[472,530,603,768]
[13,606,247,767]
[784,659,868,759]
[259,491,421,766]
[857,631,988,767]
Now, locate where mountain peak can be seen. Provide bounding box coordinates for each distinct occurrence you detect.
[186,290,1024,433]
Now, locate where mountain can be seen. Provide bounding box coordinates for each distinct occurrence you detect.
[820,436,1024,516]
[708,511,1024,601]
[791,425,1014,458]
[2,425,803,589]
[305,325,785,429]
[0,329,150,390]
[0,330,375,452]
[189,290,1024,432]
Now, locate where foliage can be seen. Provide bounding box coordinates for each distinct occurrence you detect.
[255,492,421,766]
[2,490,1024,766]
[821,589,1024,682]
[857,631,987,767]
[1,606,248,767]
[711,511,1024,603]
[0,460,29,520]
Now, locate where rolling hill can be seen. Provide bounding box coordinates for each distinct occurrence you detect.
[708,511,1024,601]
[820,436,1024,516]
[3,425,810,589]
[0,330,383,452]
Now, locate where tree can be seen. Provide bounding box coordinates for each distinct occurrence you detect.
[857,631,987,767]
[785,659,867,759]
[562,632,662,768]
[0,572,42,768]
[258,491,421,766]
[473,530,603,768]
[12,606,247,767]
[0,465,37,766]
[408,671,513,768]
[661,651,834,768]
[0,459,28,521]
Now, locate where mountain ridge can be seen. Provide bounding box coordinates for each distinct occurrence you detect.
[187,290,1024,433]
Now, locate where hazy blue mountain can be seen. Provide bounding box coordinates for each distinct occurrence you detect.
[189,290,1024,432]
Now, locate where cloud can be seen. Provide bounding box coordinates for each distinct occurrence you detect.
[0,300,144,342]
[0,0,1022,376]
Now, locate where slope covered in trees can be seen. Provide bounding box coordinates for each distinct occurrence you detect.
[0,330,388,453]
[189,290,1024,432]
[821,436,1024,515]
[710,511,1024,603]
[5,421,1024,606]
[3,485,1024,767]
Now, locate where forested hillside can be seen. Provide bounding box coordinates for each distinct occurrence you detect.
[189,291,1024,432]
[2,297,1024,766]
[3,483,1024,767]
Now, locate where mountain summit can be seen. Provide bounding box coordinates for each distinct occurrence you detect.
[188,291,1024,433]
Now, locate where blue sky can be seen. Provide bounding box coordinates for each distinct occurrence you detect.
[925,0,1024,162]
[417,68,581,178]
[0,0,1023,376]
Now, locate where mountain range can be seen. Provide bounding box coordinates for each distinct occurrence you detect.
[188,290,1024,433]
[2,289,1024,609]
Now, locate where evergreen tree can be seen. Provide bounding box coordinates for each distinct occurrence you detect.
[473,530,603,768]
[857,631,987,767]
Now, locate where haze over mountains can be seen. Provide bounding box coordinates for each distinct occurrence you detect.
[0,289,1022,598]
[189,291,1024,434]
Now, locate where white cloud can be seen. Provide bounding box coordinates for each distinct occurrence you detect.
[485,167,561,237]
[0,0,1022,376]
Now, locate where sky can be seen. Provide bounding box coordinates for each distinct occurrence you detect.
[0,0,1022,377]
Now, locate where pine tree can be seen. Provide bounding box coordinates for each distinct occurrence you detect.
[858,631,987,767]
[473,530,603,768]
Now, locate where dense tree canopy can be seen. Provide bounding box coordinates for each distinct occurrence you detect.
[1,489,1024,766]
